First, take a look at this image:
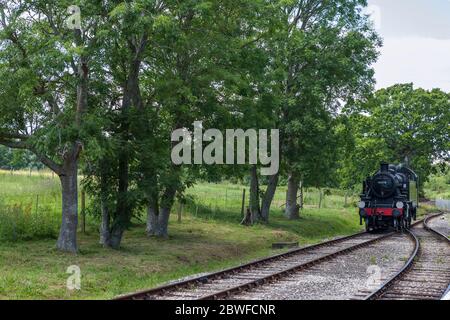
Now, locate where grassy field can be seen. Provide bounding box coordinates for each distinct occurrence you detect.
[0,169,445,299]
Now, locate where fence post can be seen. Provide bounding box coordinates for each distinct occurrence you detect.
[35,195,39,214]
[225,188,228,210]
[241,188,246,217]
[344,190,348,207]
[178,202,183,223]
[81,190,86,233]
[318,189,323,209]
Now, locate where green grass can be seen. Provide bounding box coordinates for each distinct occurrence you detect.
[0,210,362,299]
[0,170,61,241]
[0,170,442,299]
[424,171,450,200]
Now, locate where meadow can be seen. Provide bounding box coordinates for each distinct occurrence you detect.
[0,169,445,299]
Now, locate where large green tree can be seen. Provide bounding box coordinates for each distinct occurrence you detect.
[247,0,381,220]
[344,84,450,189]
[0,0,101,252]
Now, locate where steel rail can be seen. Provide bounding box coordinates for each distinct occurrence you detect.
[364,212,447,300]
[198,231,397,300]
[116,214,442,301]
[424,212,450,300]
[198,215,442,300]
[424,212,450,241]
[115,230,370,300]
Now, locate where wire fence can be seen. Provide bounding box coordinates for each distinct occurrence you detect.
[436,199,450,211]
[0,169,62,240]
[0,169,361,239]
[183,184,360,222]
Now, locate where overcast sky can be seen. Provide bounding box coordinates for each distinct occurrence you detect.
[367,0,450,91]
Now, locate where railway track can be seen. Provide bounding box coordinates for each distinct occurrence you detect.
[117,214,448,301]
[365,212,450,300]
[117,229,398,300]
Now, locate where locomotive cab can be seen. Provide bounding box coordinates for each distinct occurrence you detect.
[359,163,419,232]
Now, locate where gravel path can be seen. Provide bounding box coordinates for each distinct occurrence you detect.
[228,233,413,300]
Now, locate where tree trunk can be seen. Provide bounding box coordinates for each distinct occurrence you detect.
[285,173,299,220]
[241,208,252,226]
[57,160,78,253]
[146,204,158,236]
[153,187,176,238]
[260,173,279,223]
[108,225,125,249]
[155,207,171,238]
[299,180,304,210]
[99,197,111,246]
[249,165,261,223]
[106,42,147,250]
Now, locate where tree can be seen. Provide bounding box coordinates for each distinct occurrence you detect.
[0,1,100,252]
[347,84,450,188]
[259,0,381,219]
[81,0,272,245]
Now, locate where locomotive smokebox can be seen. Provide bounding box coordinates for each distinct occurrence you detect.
[380,162,389,172]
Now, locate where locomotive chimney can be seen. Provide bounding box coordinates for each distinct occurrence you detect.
[380,162,389,172]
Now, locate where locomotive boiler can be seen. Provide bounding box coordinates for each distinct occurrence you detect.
[359,163,419,231]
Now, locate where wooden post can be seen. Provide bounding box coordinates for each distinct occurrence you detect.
[178,202,183,223]
[81,190,86,233]
[318,189,323,209]
[225,188,228,210]
[344,190,348,207]
[35,195,39,214]
[241,188,246,217]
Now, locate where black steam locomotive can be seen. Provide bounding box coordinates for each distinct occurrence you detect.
[359,163,419,231]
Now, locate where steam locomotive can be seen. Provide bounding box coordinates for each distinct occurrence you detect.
[359,163,419,231]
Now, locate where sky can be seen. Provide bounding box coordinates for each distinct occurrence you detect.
[367,0,450,91]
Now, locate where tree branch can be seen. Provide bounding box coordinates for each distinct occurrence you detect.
[0,136,63,175]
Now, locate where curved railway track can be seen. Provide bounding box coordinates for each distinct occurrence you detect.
[116,229,397,300]
[116,213,448,301]
[365,212,450,300]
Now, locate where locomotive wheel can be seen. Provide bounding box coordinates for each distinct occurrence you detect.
[365,218,370,232]
[393,218,398,231]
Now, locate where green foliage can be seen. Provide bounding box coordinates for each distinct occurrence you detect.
[3,0,440,251]
[265,0,381,186]
[424,165,450,199]
[0,146,44,169]
[341,84,450,189]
